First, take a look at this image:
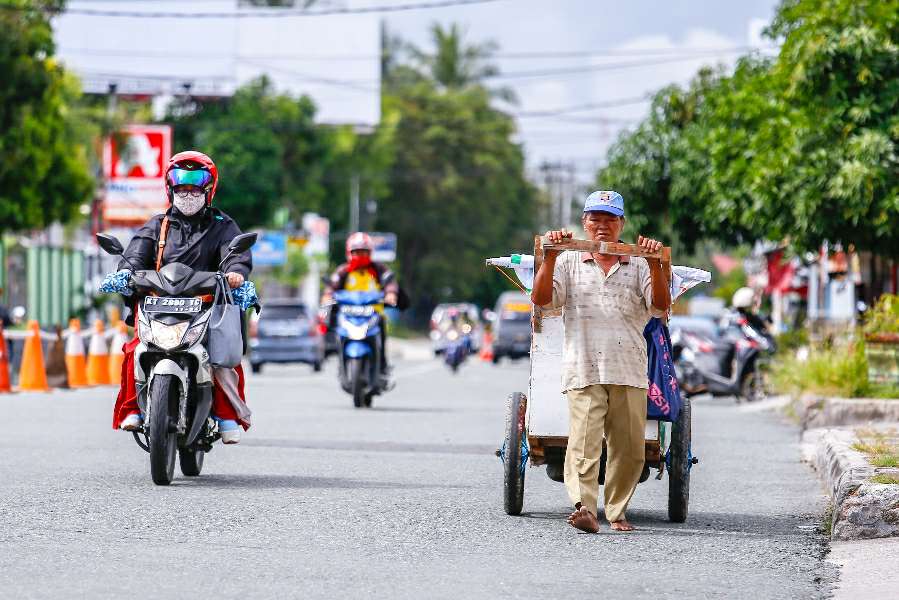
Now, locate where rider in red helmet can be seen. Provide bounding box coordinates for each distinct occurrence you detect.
[322,232,400,379]
[112,151,252,443]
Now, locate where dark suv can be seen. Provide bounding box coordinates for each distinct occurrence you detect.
[491,291,532,363]
[249,301,324,374]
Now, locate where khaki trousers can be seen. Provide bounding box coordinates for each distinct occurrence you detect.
[564,384,647,522]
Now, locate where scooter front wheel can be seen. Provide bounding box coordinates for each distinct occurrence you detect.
[148,374,178,485]
[347,357,366,408]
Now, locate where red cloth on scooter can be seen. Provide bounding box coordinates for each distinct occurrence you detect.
[112,335,249,430]
[212,364,249,430]
[346,255,378,279]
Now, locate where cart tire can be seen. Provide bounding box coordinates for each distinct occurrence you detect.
[503,392,527,516]
[668,397,692,523]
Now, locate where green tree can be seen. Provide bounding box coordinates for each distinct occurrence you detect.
[379,76,535,313]
[0,0,94,231]
[166,77,331,228]
[598,0,899,257]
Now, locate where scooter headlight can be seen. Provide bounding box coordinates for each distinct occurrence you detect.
[182,323,206,348]
[149,321,190,350]
[447,330,459,341]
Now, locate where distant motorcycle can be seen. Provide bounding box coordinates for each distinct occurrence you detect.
[672,312,774,402]
[333,290,390,408]
[442,328,471,373]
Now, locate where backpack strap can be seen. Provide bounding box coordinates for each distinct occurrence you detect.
[155,216,170,271]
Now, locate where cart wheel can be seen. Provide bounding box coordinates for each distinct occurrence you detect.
[667,396,692,523]
[503,392,527,515]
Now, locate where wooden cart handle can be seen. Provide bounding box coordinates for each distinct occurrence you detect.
[540,237,669,261]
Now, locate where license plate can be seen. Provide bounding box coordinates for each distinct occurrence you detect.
[143,297,202,314]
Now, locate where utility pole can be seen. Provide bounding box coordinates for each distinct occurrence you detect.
[349,173,360,234]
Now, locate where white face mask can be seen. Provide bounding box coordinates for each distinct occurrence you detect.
[173,192,206,216]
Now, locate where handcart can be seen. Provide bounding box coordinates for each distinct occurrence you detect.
[488,236,705,523]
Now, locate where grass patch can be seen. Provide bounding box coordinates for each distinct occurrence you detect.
[870,474,899,485]
[852,440,895,455]
[770,336,899,399]
[870,455,899,468]
[853,428,899,470]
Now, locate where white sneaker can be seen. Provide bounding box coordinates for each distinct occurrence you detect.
[119,413,143,431]
[218,419,241,444]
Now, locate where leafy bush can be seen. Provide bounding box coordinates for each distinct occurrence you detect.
[863,294,899,339]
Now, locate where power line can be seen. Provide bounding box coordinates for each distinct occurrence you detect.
[494,51,746,81]
[0,0,503,18]
[513,95,649,118]
[56,44,778,62]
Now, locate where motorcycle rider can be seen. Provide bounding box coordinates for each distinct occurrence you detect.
[731,287,775,343]
[111,151,252,444]
[321,232,399,380]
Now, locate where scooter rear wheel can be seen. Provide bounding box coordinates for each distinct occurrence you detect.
[179,447,204,477]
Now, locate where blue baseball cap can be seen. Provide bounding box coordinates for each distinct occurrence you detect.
[583,190,624,217]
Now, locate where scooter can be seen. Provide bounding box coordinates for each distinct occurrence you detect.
[333,290,391,408]
[96,231,258,485]
[673,313,773,402]
[443,329,471,373]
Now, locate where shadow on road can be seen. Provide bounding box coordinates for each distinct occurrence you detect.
[178,473,470,490]
[516,508,820,539]
[242,438,496,456]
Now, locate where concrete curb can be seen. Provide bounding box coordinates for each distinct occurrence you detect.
[795,394,899,430]
[803,426,899,540]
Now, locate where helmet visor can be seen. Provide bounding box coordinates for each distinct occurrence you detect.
[167,168,213,189]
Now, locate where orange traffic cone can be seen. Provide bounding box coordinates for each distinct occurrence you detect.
[480,330,495,362]
[0,329,11,393]
[86,320,112,386]
[19,321,49,392]
[65,319,89,388]
[108,321,129,384]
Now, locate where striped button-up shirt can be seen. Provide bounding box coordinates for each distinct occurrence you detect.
[548,251,664,392]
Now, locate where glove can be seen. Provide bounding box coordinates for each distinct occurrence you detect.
[100,270,133,296]
[231,281,259,312]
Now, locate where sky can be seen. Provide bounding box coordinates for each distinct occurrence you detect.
[55,0,782,185]
[384,0,782,182]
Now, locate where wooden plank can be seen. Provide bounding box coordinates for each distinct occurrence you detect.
[540,237,666,261]
[532,235,544,333]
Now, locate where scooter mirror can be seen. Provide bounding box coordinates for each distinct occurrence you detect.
[96,233,125,256]
[228,233,257,254]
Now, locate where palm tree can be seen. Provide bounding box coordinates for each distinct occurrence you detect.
[409,23,516,103]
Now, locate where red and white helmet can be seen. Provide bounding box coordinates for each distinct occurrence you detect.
[346,232,374,259]
[164,150,218,205]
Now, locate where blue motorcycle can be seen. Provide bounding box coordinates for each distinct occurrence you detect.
[334,290,389,408]
[443,329,471,374]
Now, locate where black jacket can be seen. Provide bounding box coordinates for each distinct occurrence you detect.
[119,207,252,277]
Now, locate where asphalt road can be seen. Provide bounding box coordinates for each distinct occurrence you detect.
[0,349,836,599]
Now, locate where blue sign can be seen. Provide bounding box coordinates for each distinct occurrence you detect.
[252,231,288,266]
[368,232,397,262]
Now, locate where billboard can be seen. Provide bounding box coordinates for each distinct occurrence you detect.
[102,125,172,225]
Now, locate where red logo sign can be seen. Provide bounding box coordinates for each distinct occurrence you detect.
[103,125,171,180]
[102,125,173,225]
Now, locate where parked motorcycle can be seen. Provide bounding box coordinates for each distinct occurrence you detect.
[671,312,774,403]
[333,290,391,408]
[96,231,257,485]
